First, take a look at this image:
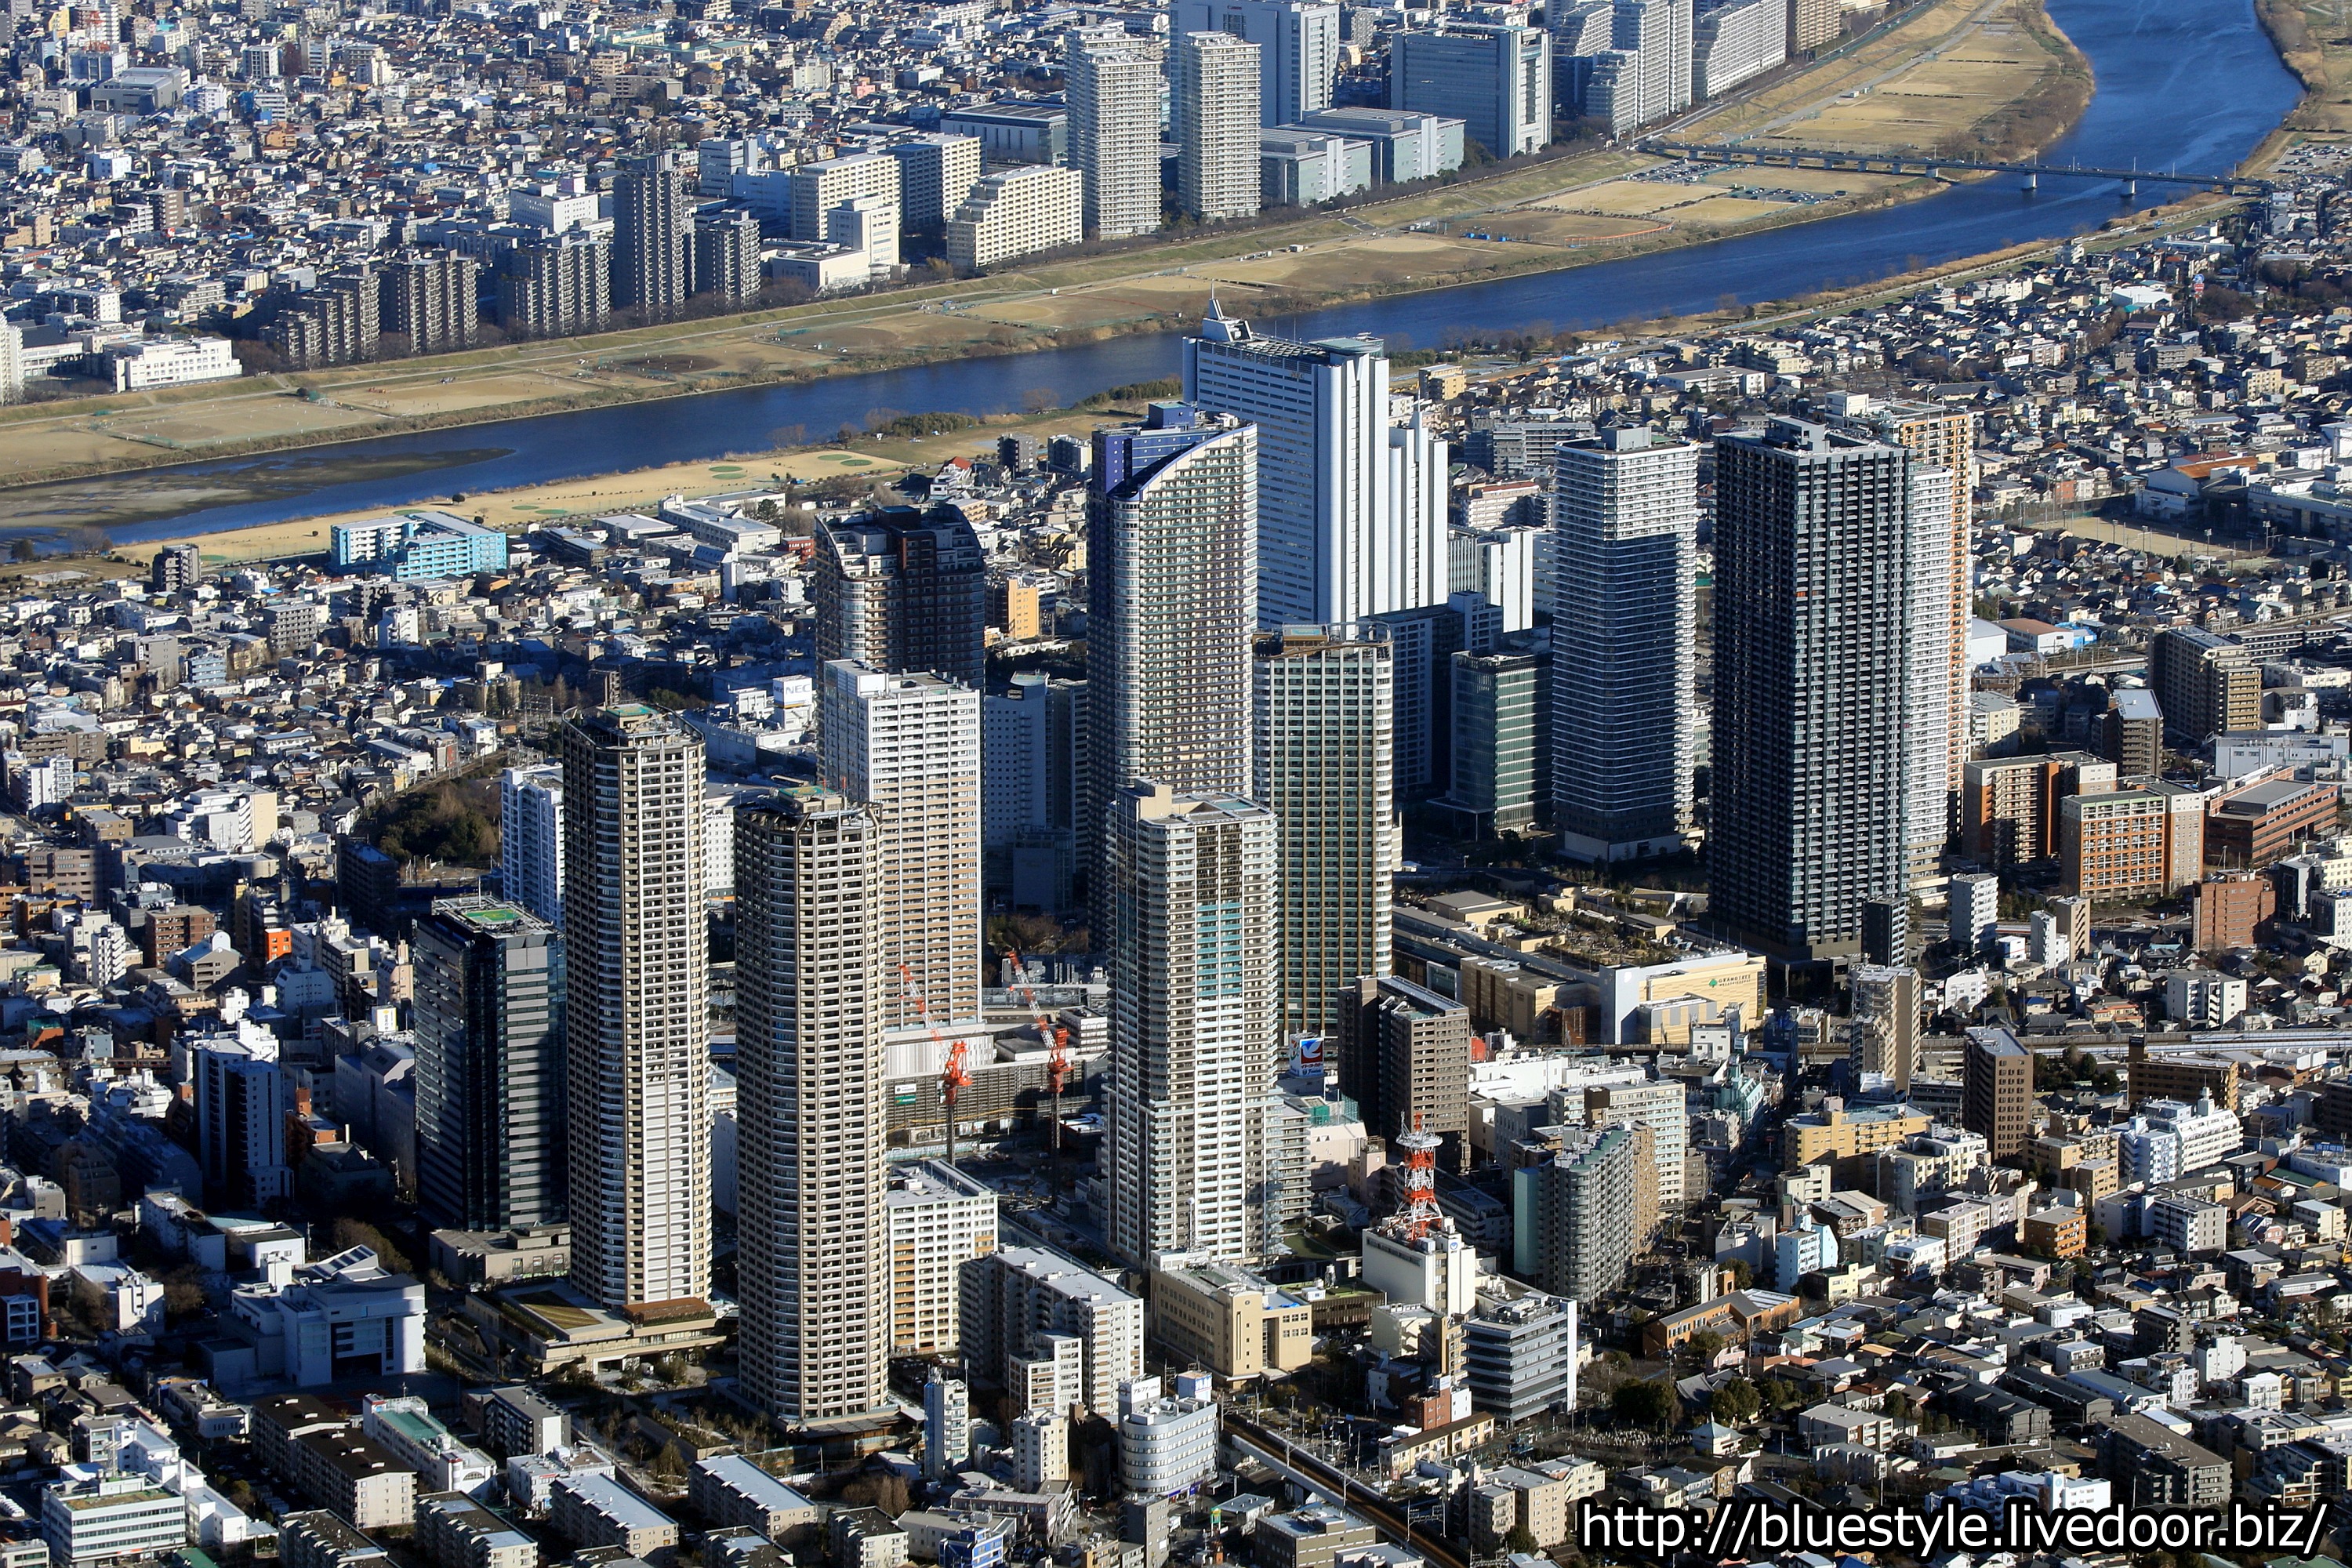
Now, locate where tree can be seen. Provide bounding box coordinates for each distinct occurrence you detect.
[1611,1379,1677,1431]
[6,540,31,562]
[1723,1258,1752,1290]
[1882,1389,1915,1420]
[1504,1525,1538,1555]
[1682,1329,1726,1368]
[330,1218,412,1277]
[1710,1377,1762,1425]
[160,1264,209,1317]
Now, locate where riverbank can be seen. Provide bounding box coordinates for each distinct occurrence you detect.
[0,0,2092,506]
[117,195,2243,572]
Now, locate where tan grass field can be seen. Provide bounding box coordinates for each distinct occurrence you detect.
[1668,194,1803,227]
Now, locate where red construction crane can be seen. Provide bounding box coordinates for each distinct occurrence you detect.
[902,962,968,1170]
[1007,950,1077,1194]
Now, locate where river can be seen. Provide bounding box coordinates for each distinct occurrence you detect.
[82,0,2307,542]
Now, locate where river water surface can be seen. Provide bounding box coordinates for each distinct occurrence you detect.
[87,0,2307,541]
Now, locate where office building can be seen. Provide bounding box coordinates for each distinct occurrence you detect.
[2151,628,2259,743]
[735,790,891,1422]
[1066,29,1164,239]
[499,764,564,926]
[960,1246,1146,1415]
[1104,786,1280,1265]
[1252,626,1396,1041]
[1512,1123,1639,1300]
[43,1475,184,1568]
[558,706,709,1310]
[613,151,690,316]
[1334,976,1471,1160]
[818,663,982,1031]
[1087,407,1258,858]
[493,233,609,338]
[947,165,1084,270]
[1432,641,1547,837]
[1549,429,1697,862]
[1962,1026,2032,1161]
[1390,25,1550,160]
[1185,303,1445,626]
[941,100,1071,169]
[1176,32,1262,221]
[412,898,565,1232]
[1690,0,1787,98]
[1710,419,1920,963]
[1367,597,1493,798]
[812,510,988,690]
[982,671,1087,909]
[1463,1291,1578,1424]
[2205,775,2340,872]
[1849,965,1918,1087]
[1118,1378,1221,1498]
[889,135,984,233]
[886,1161,997,1357]
[1284,107,1465,182]
[1258,128,1370,206]
[1171,0,1340,125]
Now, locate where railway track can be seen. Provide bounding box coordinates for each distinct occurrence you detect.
[1222,1409,1472,1568]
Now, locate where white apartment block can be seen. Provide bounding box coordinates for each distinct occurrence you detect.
[499,763,563,924]
[559,706,709,1310]
[1171,0,1339,125]
[1066,28,1164,239]
[961,1245,1145,1417]
[735,790,892,1422]
[1176,31,1262,223]
[789,154,901,244]
[1691,0,1786,99]
[818,662,982,1031]
[888,134,983,231]
[1185,305,1446,626]
[1104,786,1280,1265]
[886,1160,998,1357]
[947,165,1083,271]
